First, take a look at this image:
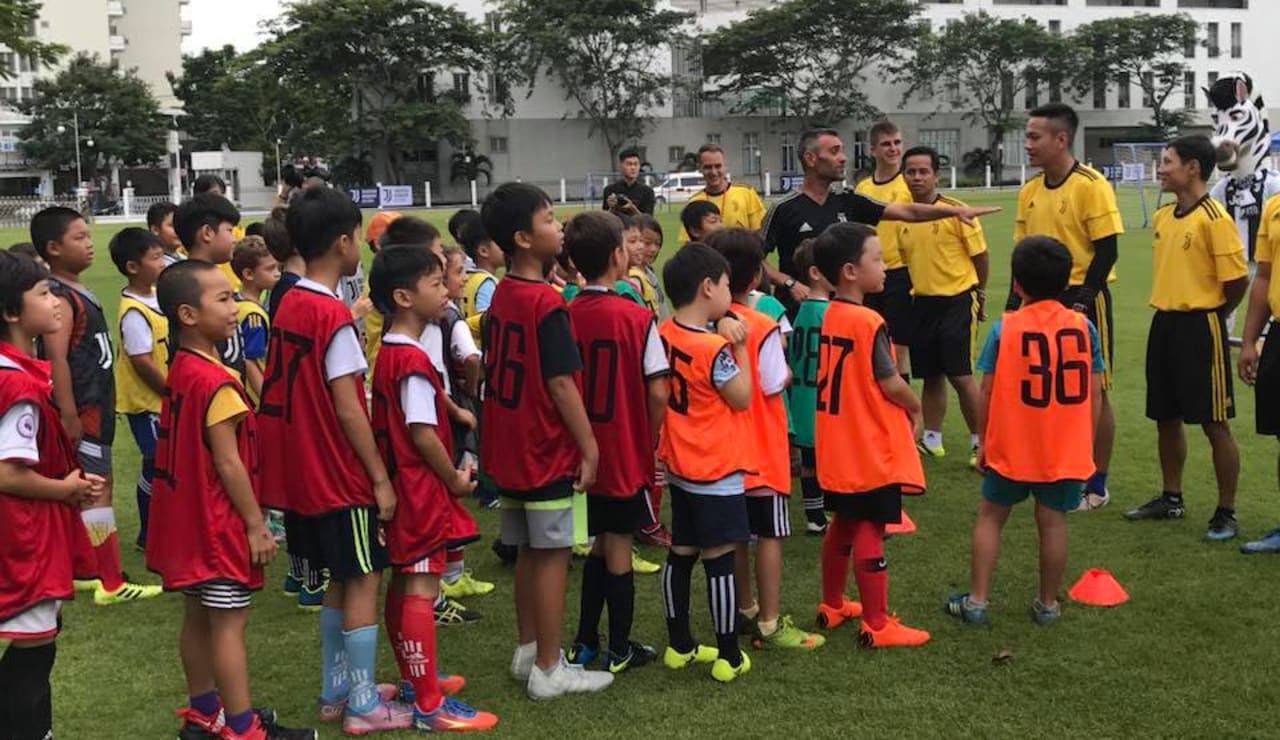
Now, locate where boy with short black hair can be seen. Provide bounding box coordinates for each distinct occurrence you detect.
[680,201,723,243]
[259,186,411,732]
[657,243,754,682]
[459,220,501,346]
[109,227,169,549]
[705,228,823,652]
[946,236,1104,627]
[787,239,832,534]
[368,245,498,732]
[34,206,162,606]
[562,211,670,673]
[148,259,315,740]
[480,182,613,699]
[176,194,245,376]
[812,222,929,648]
[0,249,103,740]
[231,236,280,403]
[147,201,183,266]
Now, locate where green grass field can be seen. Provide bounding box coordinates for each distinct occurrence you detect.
[27,189,1280,739]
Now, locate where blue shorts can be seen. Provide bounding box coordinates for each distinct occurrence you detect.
[981,471,1084,513]
[127,412,159,460]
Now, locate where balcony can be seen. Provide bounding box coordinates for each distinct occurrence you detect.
[180,19,192,36]
[108,34,126,51]
[106,1,124,17]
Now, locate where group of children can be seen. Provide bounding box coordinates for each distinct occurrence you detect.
[0,169,1117,737]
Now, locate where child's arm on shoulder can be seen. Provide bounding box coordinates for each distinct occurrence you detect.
[330,373,395,520]
[42,294,80,443]
[206,413,275,566]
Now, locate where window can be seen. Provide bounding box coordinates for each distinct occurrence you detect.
[1093,73,1107,109]
[1085,0,1159,5]
[918,129,959,164]
[483,11,501,32]
[18,87,28,101]
[1117,72,1130,109]
[18,54,29,72]
[1184,70,1196,109]
[489,137,508,154]
[993,0,1065,4]
[1048,72,1062,103]
[486,73,508,101]
[1207,22,1219,58]
[452,72,470,100]
[668,145,685,164]
[1185,28,1197,58]
[1141,71,1154,108]
[1025,70,1039,110]
[1001,130,1027,167]
[416,73,434,101]
[1230,22,1242,58]
[1177,0,1247,7]
[670,39,703,118]
[742,133,760,175]
[706,133,721,145]
[1048,20,1061,35]
[780,133,796,173]
[1208,71,1219,86]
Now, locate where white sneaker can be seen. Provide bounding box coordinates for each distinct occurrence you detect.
[527,656,614,700]
[1073,488,1110,512]
[510,642,536,682]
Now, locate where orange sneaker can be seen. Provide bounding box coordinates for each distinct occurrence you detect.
[815,598,863,629]
[858,615,931,648]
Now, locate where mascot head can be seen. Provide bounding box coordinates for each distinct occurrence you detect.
[1206,72,1270,177]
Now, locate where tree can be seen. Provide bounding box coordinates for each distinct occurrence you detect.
[449,148,494,184]
[265,0,487,183]
[0,1,65,80]
[1067,14,1200,140]
[700,0,925,128]
[495,0,690,165]
[19,54,165,181]
[167,46,254,151]
[900,12,1070,175]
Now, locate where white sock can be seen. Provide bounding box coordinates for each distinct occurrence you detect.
[443,558,464,584]
[923,430,943,448]
[970,433,980,449]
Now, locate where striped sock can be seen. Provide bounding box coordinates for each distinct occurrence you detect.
[703,551,740,667]
[660,551,697,653]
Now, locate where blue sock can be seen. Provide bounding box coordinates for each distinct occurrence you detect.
[319,606,349,703]
[1088,472,1108,494]
[226,708,255,735]
[343,625,380,715]
[189,690,220,717]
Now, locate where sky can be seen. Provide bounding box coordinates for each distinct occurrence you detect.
[183,0,284,53]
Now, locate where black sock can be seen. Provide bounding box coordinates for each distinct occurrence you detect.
[305,560,328,590]
[288,553,305,581]
[1162,491,1184,504]
[605,569,636,656]
[703,551,741,667]
[801,476,824,523]
[661,551,697,653]
[0,641,56,740]
[574,555,606,649]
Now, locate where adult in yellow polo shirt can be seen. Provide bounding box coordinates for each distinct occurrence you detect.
[676,143,765,242]
[1236,192,1280,552]
[1125,136,1248,543]
[855,121,914,375]
[898,146,988,466]
[1016,103,1125,511]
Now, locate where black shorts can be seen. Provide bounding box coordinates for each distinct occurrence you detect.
[745,493,792,538]
[1061,285,1114,389]
[823,485,905,525]
[1145,309,1234,425]
[866,267,913,345]
[587,490,655,536]
[1255,322,1280,435]
[669,484,749,549]
[910,290,978,378]
[284,505,389,581]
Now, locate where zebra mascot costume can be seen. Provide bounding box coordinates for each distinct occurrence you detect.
[1207,73,1280,336]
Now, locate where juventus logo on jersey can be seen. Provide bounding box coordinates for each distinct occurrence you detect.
[1182,233,1193,251]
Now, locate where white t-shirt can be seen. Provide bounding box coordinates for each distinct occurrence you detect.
[420,307,480,395]
[757,329,789,396]
[384,333,439,426]
[120,290,161,356]
[0,354,38,464]
[295,277,369,382]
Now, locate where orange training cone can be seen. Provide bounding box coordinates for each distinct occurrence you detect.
[885,509,917,536]
[1068,568,1129,607]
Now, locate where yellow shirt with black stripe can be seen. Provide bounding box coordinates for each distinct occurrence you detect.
[677,183,766,242]
[898,194,988,297]
[1150,196,1248,311]
[114,292,168,414]
[1015,163,1125,286]
[627,266,659,316]
[855,173,913,270]
[1255,194,1280,318]
[235,298,269,405]
[461,269,497,347]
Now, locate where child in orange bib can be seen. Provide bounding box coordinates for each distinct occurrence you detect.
[946,236,1104,627]
[812,223,929,649]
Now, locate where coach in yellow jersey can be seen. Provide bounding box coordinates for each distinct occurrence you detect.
[857,121,915,375]
[1125,136,1247,541]
[1016,103,1123,511]
[676,143,766,242]
[898,145,989,468]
